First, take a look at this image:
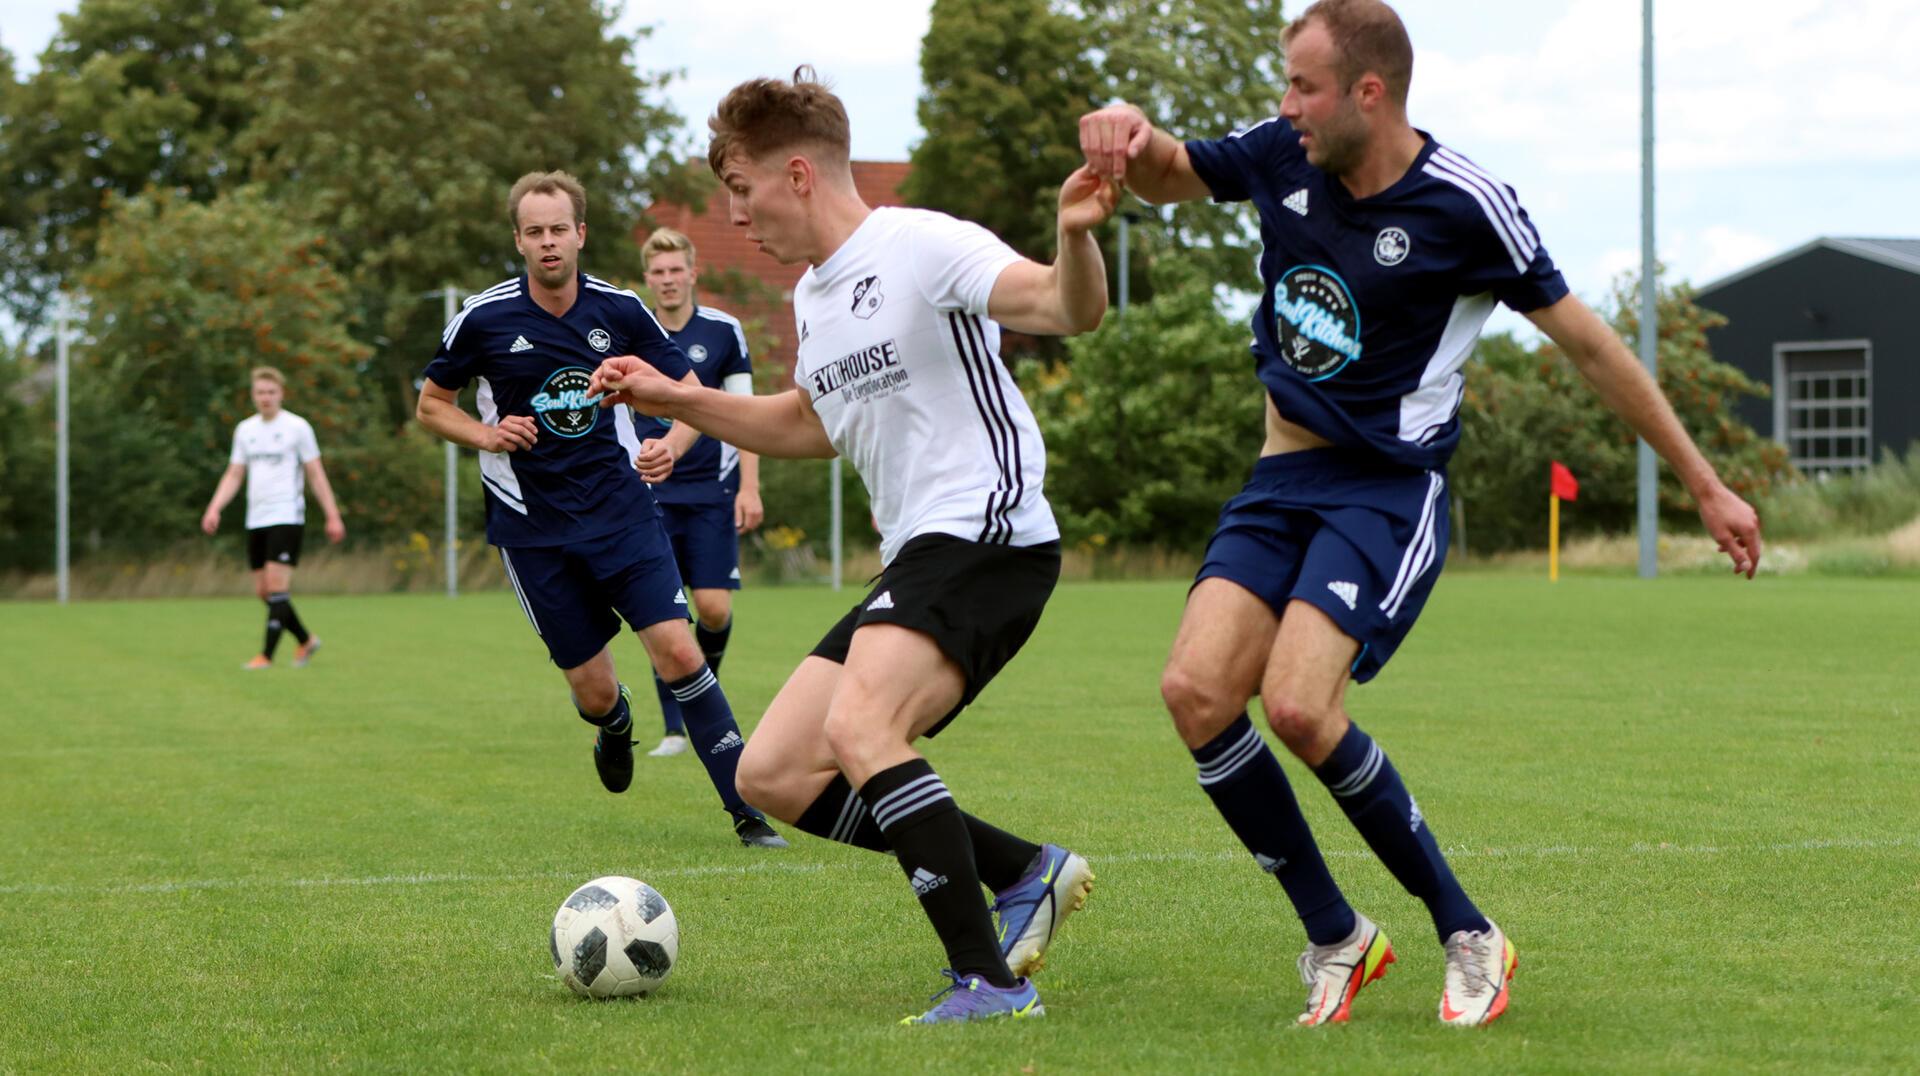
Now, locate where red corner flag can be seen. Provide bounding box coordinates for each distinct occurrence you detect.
[1550,460,1580,502]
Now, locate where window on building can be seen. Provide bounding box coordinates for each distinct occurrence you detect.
[1777,345,1871,475]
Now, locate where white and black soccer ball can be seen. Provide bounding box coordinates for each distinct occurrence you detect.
[550,876,678,998]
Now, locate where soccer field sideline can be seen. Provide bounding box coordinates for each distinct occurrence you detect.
[4,833,1914,899]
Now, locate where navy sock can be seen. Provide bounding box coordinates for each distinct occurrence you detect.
[664,665,750,813]
[651,673,685,736]
[695,618,731,676]
[861,759,1014,988]
[575,687,631,737]
[1315,722,1490,942]
[1194,715,1355,945]
[793,774,1040,890]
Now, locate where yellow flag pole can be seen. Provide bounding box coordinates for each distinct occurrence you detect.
[1549,494,1561,582]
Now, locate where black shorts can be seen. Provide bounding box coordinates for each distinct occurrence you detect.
[810,533,1061,737]
[247,525,305,570]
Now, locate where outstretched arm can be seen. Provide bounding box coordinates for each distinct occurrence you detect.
[1079,103,1213,205]
[986,166,1117,337]
[590,357,835,460]
[1527,293,1763,577]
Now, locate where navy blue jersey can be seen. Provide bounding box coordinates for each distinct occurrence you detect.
[636,305,754,505]
[422,273,691,547]
[1186,119,1569,470]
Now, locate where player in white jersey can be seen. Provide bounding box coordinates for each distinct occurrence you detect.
[590,68,1114,1024]
[1079,0,1762,1028]
[201,366,346,670]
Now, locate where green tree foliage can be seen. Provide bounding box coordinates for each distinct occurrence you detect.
[241,0,697,420]
[1085,0,1287,293]
[1021,256,1263,548]
[904,0,1100,264]
[70,187,372,555]
[0,0,283,321]
[1450,277,1789,552]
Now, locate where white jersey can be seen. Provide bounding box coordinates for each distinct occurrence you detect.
[228,411,321,529]
[793,207,1058,565]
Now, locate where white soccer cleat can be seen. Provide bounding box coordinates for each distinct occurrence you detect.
[646,734,689,758]
[1439,921,1516,1027]
[992,845,1094,978]
[1295,913,1396,1026]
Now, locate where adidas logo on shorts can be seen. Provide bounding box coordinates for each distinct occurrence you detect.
[709,730,744,754]
[866,590,895,611]
[910,867,949,895]
[1327,580,1359,611]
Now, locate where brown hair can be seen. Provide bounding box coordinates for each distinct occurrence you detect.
[642,227,695,270]
[508,170,588,228]
[706,65,851,176]
[250,366,285,388]
[1283,0,1414,105]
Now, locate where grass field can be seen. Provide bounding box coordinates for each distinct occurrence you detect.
[2,574,1916,1073]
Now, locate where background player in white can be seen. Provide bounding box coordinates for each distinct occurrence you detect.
[592,68,1114,1024]
[1079,0,1762,1028]
[201,365,346,670]
[635,228,763,758]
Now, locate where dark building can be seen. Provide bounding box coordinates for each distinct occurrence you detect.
[1695,237,1919,476]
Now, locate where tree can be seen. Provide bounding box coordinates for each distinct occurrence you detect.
[0,0,284,322]
[1085,0,1288,294]
[904,0,1100,264]
[1021,254,1263,548]
[1449,276,1789,552]
[241,0,697,424]
[70,187,372,555]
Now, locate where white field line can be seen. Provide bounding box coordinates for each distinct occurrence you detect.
[2,834,1913,898]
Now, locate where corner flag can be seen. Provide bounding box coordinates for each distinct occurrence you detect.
[1549,461,1578,582]
[1551,460,1580,502]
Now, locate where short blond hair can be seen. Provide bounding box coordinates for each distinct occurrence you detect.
[642,227,696,270]
[250,366,285,388]
[707,65,851,175]
[508,170,588,228]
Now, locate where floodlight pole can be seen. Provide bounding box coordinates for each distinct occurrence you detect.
[443,285,460,597]
[829,457,843,591]
[1636,0,1659,578]
[55,293,71,605]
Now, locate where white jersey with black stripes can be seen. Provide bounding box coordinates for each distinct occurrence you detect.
[791,207,1059,566]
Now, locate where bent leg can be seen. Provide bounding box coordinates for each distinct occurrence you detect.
[636,616,750,813]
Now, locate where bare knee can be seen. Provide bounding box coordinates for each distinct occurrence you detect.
[1160,663,1250,749]
[254,579,272,602]
[692,593,730,632]
[734,738,781,814]
[649,633,704,682]
[1261,689,1339,758]
[572,679,620,717]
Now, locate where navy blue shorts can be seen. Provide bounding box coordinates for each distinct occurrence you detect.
[497,522,691,670]
[657,499,741,591]
[1195,449,1449,683]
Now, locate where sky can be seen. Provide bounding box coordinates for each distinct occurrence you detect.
[7,0,1920,338]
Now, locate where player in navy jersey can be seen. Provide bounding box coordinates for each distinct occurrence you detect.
[633,228,763,759]
[1080,0,1761,1028]
[415,170,786,849]
[590,70,1114,1024]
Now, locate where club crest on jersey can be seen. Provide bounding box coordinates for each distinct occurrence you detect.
[1374,227,1411,267]
[1273,265,1362,381]
[851,275,884,319]
[687,344,709,363]
[530,366,600,438]
[587,328,612,352]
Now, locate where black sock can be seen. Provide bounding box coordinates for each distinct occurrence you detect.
[1314,722,1489,942]
[860,759,1015,988]
[269,593,310,646]
[695,617,731,676]
[794,774,1040,891]
[1194,715,1355,945]
[261,598,285,659]
[576,688,631,737]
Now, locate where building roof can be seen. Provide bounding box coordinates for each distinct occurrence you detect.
[641,161,913,383]
[1698,237,1920,294]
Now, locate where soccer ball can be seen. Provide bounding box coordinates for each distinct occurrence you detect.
[550,876,679,998]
